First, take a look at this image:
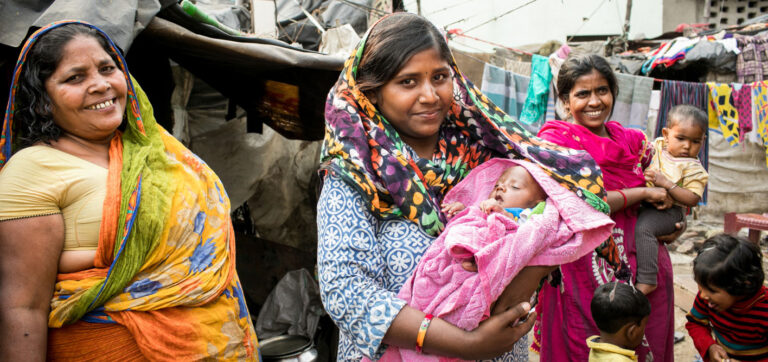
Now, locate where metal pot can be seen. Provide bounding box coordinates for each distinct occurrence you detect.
[259,335,318,362]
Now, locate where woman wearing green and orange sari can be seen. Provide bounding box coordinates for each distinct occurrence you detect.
[0,22,258,361]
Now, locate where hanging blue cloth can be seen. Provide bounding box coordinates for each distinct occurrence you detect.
[520,54,552,125]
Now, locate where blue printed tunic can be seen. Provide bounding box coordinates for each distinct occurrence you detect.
[317,175,528,361]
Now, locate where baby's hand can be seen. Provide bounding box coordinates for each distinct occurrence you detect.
[441,201,466,217]
[480,199,503,215]
[644,169,673,189]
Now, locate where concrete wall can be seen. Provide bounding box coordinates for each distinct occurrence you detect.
[705,0,768,27]
[701,131,768,217]
[662,0,705,31]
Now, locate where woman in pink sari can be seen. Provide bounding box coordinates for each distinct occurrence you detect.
[533,54,676,361]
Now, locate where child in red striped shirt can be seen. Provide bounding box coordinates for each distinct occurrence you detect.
[685,234,768,362]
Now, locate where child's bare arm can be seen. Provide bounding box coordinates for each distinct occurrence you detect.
[666,186,700,207]
[644,170,700,207]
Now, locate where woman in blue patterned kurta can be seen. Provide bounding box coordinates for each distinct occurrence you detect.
[317,13,614,361]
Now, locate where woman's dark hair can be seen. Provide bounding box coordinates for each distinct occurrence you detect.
[694,233,764,297]
[356,12,452,94]
[14,24,121,146]
[556,54,618,105]
[591,282,650,334]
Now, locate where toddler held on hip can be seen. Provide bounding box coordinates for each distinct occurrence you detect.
[636,104,709,295]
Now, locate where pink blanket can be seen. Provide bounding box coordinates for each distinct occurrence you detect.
[377,159,614,362]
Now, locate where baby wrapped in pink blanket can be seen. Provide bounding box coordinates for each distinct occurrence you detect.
[377,158,615,361]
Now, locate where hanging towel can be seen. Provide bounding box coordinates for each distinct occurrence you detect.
[520,54,552,125]
[611,73,654,131]
[481,63,528,120]
[736,33,768,83]
[708,82,740,146]
[753,81,768,167]
[732,83,753,141]
[481,63,545,134]
[656,80,710,203]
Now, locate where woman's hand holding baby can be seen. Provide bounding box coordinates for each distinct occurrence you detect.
[643,187,674,209]
[657,219,686,244]
[384,303,535,360]
[459,302,536,359]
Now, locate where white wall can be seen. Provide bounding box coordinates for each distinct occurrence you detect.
[406,0,664,52]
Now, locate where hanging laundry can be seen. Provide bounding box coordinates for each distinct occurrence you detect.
[520,54,552,125]
[480,63,544,134]
[656,80,708,137]
[736,32,768,83]
[481,63,528,119]
[545,85,557,122]
[646,90,662,140]
[683,38,739,72]
[708,83,740,146]
[753,81,768,167]
[748,81,765,145]
[732,83,753,141]
[549,45,570,120]
[611,73,654,131]
[641,37,700,75]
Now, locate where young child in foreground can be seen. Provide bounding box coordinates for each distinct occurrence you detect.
[588,282,651,361]
[685,234,768,362]
[636,104,709,295]
[371,159,614,362]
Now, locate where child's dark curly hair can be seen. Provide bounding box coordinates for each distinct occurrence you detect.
[693,233,764,297]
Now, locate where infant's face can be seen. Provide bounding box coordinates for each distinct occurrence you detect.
[489,166,546,209]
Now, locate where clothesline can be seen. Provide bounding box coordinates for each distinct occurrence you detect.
[446,34,721,86]
[447,29,533,56]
